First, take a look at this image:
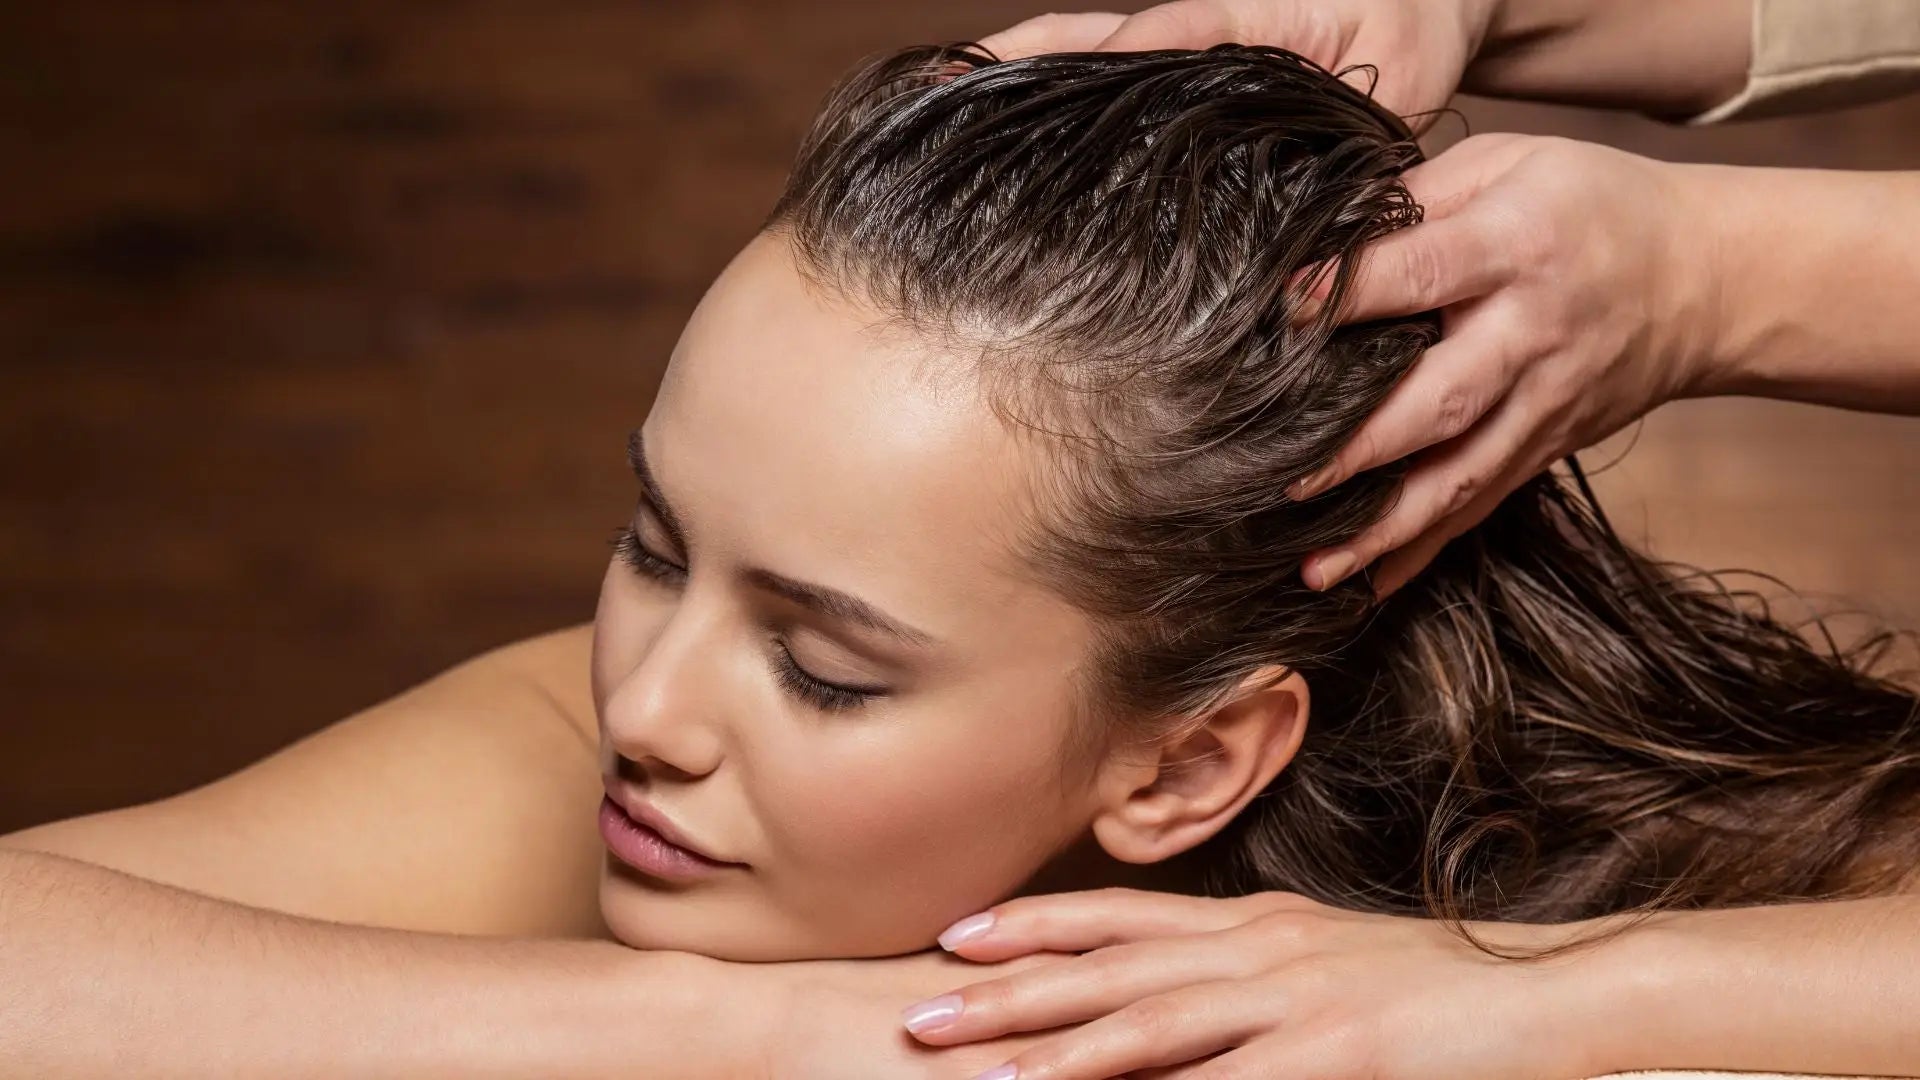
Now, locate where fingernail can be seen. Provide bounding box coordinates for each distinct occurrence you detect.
[970,1067,1018,1080]
[938,912,996,950]
[901,994,964,1034]
[1309,550,1358,591]
[1289,471,1325,500]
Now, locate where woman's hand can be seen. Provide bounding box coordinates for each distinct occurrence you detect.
[899,888,1622,1080]
[752,948,1073,1080]
[1292,133,1724,597]
[979,0,1502,119]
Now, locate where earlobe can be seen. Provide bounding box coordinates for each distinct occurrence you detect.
[1090,667,1309,866]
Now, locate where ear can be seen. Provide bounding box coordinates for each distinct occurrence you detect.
[1089,666,1309,866]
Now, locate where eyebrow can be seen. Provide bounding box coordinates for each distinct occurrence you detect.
[625,431,937,651]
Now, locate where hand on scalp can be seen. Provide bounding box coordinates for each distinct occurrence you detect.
[977,0,1501,120]
[1288,134,1719,598]
[897,887,1607,1080]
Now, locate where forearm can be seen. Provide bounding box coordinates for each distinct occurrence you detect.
[1466,0,1752,117]
[1680,164,1920,413]
[1586,895,1920,1075]
[0,848,748,1079]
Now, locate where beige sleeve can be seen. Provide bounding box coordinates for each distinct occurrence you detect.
[1690,0,1920,123]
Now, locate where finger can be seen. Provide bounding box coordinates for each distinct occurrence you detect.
[1368,441,1555,599]
[1096,0,1241,52]
[1176,1035,1318,1080]
[1287,138,1527,326]
[936,887,1276,962]
[1333,207,1512,325]
[1394,132,1533,222]
[978,12,1128,61]
[1289,324,1517,500]
[1301,383,1538,591]
[984,980,1272,1080]
[1128,1057,1231,1080]
[903,931,1259,1045]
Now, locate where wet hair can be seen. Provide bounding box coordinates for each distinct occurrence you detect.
[765,44,1920,936]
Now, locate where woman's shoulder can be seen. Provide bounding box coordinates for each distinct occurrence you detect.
[2,623,610,938]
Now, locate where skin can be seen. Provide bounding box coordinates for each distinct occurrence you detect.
[590,230,1305,961]
[1299,150,1920,597]
[3,0,1918,1074]
[979,0,1752,120]
[984,1,1920,599]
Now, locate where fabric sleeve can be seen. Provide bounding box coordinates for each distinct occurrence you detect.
[1690,0,1920,123]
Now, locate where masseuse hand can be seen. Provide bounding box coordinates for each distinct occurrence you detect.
[1293,133,1717,597]
[980,0,1500,118]
[902,888,1611,1080]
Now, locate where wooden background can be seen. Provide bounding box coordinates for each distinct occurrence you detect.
[5,2,1919,834]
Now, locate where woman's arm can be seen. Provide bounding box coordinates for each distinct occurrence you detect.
[0,847,753,1078]
[0,626,772,1076]
[1598,893,1920,1075]
[0,625,1062,1077]
[899,887,1920,1079]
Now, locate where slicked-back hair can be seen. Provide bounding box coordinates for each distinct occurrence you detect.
[767,44,1920,938]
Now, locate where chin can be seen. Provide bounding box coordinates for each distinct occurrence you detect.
[597,862,949,961]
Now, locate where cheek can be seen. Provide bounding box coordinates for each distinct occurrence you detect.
[754,692,1088,902]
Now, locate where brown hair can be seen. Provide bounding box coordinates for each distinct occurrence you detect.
[767,44,1920,931]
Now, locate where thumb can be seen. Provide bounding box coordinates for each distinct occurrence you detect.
[1095,0,1239,52]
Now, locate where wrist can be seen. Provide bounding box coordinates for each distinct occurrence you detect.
[584,948,773,1080]
[680,951,783,1080]
[1540,913,1710,1075]
[1655,160,1746,402]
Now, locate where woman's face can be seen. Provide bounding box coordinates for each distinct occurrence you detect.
[591,232,1110,961]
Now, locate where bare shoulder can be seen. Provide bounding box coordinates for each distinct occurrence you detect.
[2,624,609,938]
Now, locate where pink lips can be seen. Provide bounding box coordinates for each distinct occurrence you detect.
[596,782,741,883]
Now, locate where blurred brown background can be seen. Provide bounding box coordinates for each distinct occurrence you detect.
[4,3,1919,834]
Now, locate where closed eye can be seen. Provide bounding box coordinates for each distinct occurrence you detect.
[610,524,884,712]
[611,524,687,586]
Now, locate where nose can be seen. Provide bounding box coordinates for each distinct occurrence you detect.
[601,603,729,781]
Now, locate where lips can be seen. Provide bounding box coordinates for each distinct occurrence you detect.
[597,777,743,882]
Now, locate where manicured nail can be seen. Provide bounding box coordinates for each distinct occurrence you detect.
[970,1067,1018,1080]
[1290,471,1326,500]
[902,994,964,1034]
[938,912,996,950]
[1310,550,1358,590]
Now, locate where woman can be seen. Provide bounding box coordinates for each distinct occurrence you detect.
[5,40,1920,1080]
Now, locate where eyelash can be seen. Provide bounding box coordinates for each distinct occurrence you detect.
[610,523,881,712]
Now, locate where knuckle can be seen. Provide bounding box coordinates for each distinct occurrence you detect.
[1429,380,1479,440]
[1395,238,1449,309]
[1117,994,1181,1041]
[1503,212,1558,273]
[1237,890,1303,918]
[1434,469,1483,517]
[1318,1016,1381,1077]
[961,977,1020,1018]
[1252,907,1317,946]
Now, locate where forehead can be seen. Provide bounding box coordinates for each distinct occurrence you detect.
[647,232,1082,655]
